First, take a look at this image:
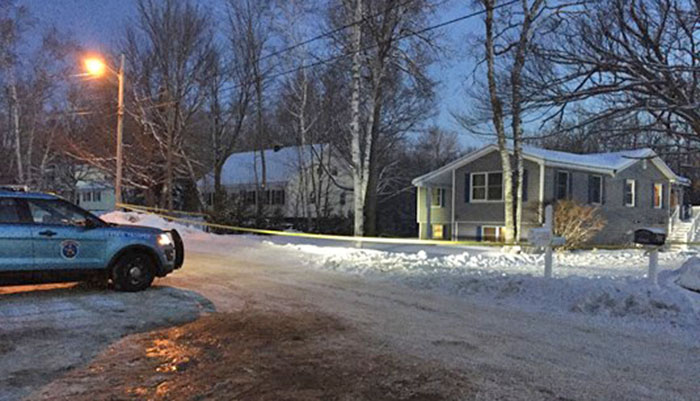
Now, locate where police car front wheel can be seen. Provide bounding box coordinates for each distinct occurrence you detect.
[111,251,155,292]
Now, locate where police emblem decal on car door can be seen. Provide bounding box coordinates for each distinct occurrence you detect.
[61,240,79,259]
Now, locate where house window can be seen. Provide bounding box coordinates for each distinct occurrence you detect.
[83,192,92,202]
[339,192,346,206]
[653,183,663,209]
[92,191,102,202]
[270,189,285,205]
[206,192,214,206]
[243,191,256,205]
[471,172,503,201]
[432,224,444,240]
[589,175,603,204]
[556,171,570,200]
[481,226,504,242]
[624,179,636,207]
[431,188,445,207]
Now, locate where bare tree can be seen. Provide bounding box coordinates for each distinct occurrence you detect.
[532,0,700,143]
[121,0,215,209]
[337,0,437,236]
[466,0,557,242]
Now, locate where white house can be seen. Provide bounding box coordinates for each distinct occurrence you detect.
[198,144,353,221]
[74,166,116,213]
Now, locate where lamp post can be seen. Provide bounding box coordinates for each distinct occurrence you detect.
[84,54,125,206]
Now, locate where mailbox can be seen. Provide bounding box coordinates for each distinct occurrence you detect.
[633,228,666,246]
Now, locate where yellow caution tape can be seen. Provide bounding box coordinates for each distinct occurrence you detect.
[116,203,208,217]
[117,203,507,247]
[115,202,700,250]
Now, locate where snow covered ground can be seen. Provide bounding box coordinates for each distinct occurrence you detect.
[102,211,700,334]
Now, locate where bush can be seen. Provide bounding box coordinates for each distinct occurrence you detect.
[553,199,606,250]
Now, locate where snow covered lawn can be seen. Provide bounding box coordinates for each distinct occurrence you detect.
[102,211,700,333]
[284,243,700,331]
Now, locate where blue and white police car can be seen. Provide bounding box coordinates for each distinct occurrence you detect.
[0,187,183,291]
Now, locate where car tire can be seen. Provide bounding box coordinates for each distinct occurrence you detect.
[111,251,155,292]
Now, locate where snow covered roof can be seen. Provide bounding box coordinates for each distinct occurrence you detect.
[522,146,654,171]
[201,144,328,187]
[413,144,689,186]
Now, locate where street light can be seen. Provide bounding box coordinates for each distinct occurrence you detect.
[84,58,106,76]
[84,54,125,206]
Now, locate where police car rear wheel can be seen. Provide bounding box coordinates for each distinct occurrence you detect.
[112,251,155,292]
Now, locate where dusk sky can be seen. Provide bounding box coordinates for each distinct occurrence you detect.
[17,0,484,145]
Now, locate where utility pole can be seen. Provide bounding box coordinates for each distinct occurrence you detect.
[115,53,125,205]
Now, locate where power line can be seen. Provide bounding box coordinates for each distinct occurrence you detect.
[120,0,518,113]
[256,0,419,64]
[218,0,519,95]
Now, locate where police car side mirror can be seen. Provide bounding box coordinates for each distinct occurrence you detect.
[83,219,98,230]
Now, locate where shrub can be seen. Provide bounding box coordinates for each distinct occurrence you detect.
[553,199,606,250]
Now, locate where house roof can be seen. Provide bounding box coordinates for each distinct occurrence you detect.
[412,144,690,187]
[200,144,328,187]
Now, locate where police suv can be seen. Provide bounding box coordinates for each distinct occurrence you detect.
[0,188,183,291]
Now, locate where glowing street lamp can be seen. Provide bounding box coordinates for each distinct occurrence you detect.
[83,54,126,205]
[84,58,106,77]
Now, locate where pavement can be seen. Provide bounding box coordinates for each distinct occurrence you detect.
[1,240,699,400]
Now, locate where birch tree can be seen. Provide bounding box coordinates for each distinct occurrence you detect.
[470,0,556,242]
[348,0,368,236]
[339,0,437,236]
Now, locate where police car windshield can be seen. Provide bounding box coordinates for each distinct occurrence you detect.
[27,199,104,227]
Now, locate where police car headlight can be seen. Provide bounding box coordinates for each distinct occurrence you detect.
[158,233,173,247]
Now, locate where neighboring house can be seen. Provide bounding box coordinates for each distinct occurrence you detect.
[412,144,691,244]
[74,166,116,213]
[198,144,353,221]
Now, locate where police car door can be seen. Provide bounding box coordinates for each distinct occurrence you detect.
[27,199,106,270]
[0,198,34,271]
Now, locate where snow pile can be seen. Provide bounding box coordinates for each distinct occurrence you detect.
[285,244,700,329]
[98,211,700,329]
[676,257,700,292]
[101,211,208,238]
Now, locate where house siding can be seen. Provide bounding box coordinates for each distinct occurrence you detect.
[414,145,685,244]
[541,161,671,244]
[452,151,542,240]
[593,161,670,244]
[416,186,452,240]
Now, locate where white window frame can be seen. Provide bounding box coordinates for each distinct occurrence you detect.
[590,174,603,205]
[481,225,503,242]
[431,188,446,208]
[653,183,663,209]
[555,170,570,200]
[470,171,504,203]
[625,179,636,207]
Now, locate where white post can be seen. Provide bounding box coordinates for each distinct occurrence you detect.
[544,205,554,278]
[425,187,432,239]
[648,248,659,286]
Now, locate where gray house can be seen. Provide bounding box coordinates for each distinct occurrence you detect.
[412,144,691,244]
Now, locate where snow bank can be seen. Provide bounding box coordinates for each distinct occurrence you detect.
[99,211,700,330]
[283,244,700,330]
[676,257,700,292]
[101,211,208,238]
[100,211,267,253]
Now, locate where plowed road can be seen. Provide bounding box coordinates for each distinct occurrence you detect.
[1,240,698,400]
